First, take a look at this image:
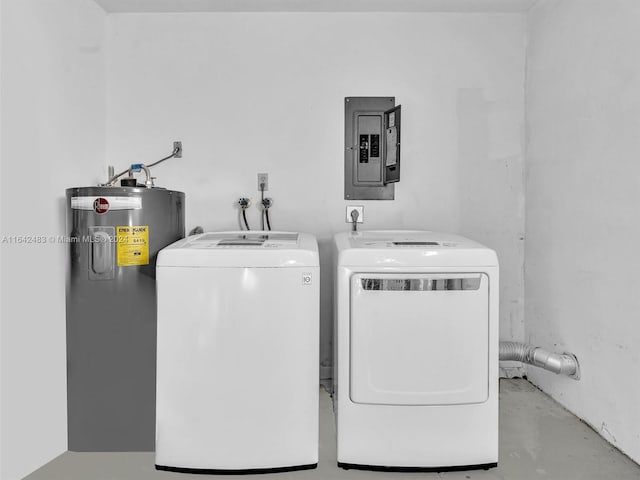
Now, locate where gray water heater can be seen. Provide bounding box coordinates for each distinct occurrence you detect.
[66,186,184,451]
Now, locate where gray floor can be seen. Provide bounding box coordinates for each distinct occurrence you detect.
[25,380,640,480]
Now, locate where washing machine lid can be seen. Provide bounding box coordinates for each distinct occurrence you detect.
[158,231,319,268]
[334,230,498,267]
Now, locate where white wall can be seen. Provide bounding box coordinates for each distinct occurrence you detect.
[526,0,640,464]
[106,12,527,377]
[0,1,106,478]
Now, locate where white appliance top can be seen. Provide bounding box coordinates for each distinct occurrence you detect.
[185,232,299,248]
[158,231,319,268]
[334,230,498,267]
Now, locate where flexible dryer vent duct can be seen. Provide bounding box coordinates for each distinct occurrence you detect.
[499,342,580,380]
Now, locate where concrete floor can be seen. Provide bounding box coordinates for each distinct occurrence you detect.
[25,379,640,480]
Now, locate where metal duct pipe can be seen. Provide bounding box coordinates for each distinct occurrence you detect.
[500,341,580,380]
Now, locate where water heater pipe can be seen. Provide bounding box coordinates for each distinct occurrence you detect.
[129,163,153,187]
[105,143,181,186]
[499,341,580,380]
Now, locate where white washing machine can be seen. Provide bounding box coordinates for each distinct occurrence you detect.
[333,230,499,471]
[155,231,319,474]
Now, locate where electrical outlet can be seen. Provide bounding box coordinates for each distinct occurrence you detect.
[346,205,364,223]
[173,141,183,158]
[257,173,269,191]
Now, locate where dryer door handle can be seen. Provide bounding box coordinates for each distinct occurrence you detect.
[359,275,482,291]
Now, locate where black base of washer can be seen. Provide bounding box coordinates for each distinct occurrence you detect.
[155,463,317,475]
[337,462,498,472]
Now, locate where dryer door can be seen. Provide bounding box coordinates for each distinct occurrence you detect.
[350,273,489,405]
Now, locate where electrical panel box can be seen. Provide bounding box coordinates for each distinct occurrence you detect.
[345,97,401,200]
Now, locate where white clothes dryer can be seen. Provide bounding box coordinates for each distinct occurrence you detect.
[333,230,499,471]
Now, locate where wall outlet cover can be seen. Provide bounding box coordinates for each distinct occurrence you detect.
[173,141,182,158]
[346,205,364,223]
[257,173,269,191]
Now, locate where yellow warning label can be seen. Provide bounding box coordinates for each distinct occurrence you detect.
[117,226,149,266]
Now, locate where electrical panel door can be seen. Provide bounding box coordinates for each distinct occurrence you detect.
[345,97,402,200]
[383,105,401,184]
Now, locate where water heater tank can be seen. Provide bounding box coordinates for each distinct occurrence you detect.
[65,186,185,452]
